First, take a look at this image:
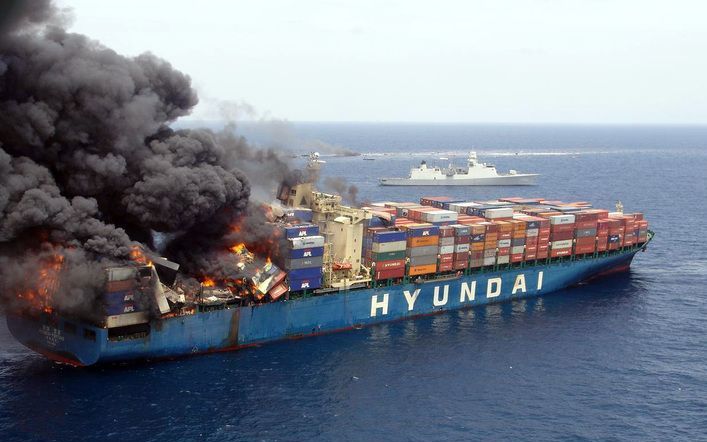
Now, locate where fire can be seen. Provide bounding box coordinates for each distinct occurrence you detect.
[230,243,247,254]
[17,253,64,313]
[202,277,216,287]
[266,256,272,265]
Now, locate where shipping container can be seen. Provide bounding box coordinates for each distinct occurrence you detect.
[288,236,325,250]
[284,256,324,270]
[286,266,322,280]
[375,268,406,280]
[288,246,325,259]
[284,224,319,238]
[408,236,439,247]
[406,245,438,257]
[408,263,438,276]
[289,277,322,291]
[409,255,438,266]
[371,241,407,253]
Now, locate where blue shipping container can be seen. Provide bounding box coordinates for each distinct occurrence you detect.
[284,209,313,222]
[288,246,324,259]
[287,266,323,280]
[372,230,407,243]
[289,277,322,291]
[104,290,135,304]
[105,302,140,316]
[407,226,440,237]
[284,224,319,238]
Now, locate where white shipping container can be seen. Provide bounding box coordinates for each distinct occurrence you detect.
[483,256,496,266]
[105,311,150,328]
[422,210,458,223]
[497,239,512,248]
[439,237,455,246]
[511,246,525,254]
[448,202,480,213]
[551,239,573,249]
[289,235,326,250]
[372,240,407,253]
[454,243,470,253]
[549,214,576,225]
[484,208,514,219]
[106,267,137,282]
[526,228,539,237]
[439,245,455,255]
[496,255,510,264]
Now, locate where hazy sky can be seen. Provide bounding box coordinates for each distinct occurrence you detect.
[57,0,707,124]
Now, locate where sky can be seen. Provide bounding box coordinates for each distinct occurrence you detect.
[57,0,707,124]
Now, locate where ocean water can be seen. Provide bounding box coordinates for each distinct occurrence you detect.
[1,123,707,441]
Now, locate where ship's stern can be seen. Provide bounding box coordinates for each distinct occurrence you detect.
[5,311,105,366]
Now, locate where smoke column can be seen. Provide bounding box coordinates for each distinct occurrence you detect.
[0,0,294,315]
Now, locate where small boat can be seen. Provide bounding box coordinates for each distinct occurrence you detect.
[380,151,538,186]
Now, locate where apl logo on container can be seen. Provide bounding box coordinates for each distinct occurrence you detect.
[298,230,308,236]
[302,250,313,257]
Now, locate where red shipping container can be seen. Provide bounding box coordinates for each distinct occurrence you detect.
[499,232,512,240]
[375,268,405,280]
[438,262,454,272]
[525,252,537,260]
[510,253,524,262]
[550,248,572,258]
[455,235,470,244]
[498,247,510,255]
[550,224,575,233]
[575,237,595,247]
[439,226,455,238]
[440,254,454,264]
[575,220,597,230]
[454,252,468,261]
[550,231,574,241]
[575,245,595,254]
[536,250,549,259]
[484,223,499,233]
[375,259,406,270]
[525,245,537,253]
[453,260,468,270]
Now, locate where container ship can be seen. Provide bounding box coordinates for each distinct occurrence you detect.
[6,181,653,366]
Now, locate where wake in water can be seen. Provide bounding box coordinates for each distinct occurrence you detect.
[356,150,623,158]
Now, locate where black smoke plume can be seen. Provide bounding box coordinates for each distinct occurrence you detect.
[0,0,294,316]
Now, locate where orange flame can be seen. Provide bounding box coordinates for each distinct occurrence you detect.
[230,243,247,254]
[18,253,64,313]
[202,277,216,287]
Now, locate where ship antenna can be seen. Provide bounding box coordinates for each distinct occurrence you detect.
[615,200,624,213]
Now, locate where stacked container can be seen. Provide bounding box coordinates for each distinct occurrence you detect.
[104,267,144,316]
[573,211,600,255]
[495,220,513,265]
[509,219,526,263]
[365,228,407,280]
[469,224,486,268]
[549,214,575,257]
[482,222,498,267]
[452,224,471,270]
[404,224,440,276]
[437,226,455,272]
[282,224,324,291]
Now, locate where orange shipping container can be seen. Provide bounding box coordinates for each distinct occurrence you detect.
[407,235,440,247]
[408,263,437,276]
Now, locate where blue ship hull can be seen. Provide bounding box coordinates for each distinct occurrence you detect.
[6,248,644,366]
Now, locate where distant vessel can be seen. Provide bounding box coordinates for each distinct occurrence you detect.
[380,152,538,186]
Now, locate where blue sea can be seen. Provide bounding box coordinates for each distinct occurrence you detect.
[2,123,706,441]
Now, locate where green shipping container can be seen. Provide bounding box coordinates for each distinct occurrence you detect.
[371,250,406,261]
